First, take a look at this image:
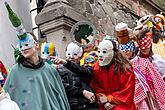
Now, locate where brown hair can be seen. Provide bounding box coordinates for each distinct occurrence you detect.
[110,40,132,74]
[152,27,163,43]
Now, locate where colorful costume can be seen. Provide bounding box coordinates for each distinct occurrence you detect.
[152,13,165,60]
[91,62,136,110]
[90,39,136,110]
[119,41,135,52]
[132,31,165,109]
[115,22,130,44]
[0,60,8,86]
[80,51,98,67]
[4,2,70,110]
[41,42,59,68]
[132,56,165,110]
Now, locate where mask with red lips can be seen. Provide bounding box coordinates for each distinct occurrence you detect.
[98,40,114,66]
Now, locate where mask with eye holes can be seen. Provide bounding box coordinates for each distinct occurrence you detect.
[41,42,58,60]
[98,40,114,66]
[66,42,83,62]
[18,33,35,51]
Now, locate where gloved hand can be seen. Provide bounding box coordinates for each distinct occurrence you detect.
[83,90,96,103]
[14,48,23,63]
[104,102,114,110]
[50,56,67,65]
[99,94,108,104]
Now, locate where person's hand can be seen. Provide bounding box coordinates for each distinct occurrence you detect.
[83,90,95,103]
[50,56,67,65]
[99,94,108,104]
[104,102,114,110]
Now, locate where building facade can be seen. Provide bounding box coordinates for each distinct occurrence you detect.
[36,0,165,58]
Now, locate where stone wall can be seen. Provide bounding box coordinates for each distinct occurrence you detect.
[36,0,164,58]
[65,0,161,36]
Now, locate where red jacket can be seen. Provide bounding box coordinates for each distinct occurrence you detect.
[90,62,136,110]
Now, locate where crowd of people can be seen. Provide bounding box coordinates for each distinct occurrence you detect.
[0,1,165,110]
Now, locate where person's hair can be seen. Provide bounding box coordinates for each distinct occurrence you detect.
[152,27,163,43]
[110,40,132,74]
[27,32,38,42]
[149,46,154,56]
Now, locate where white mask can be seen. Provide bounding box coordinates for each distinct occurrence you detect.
[66,42,83,60]
[18,33,35,51]
[98,40,114,66]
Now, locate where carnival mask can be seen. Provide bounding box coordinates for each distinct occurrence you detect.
[66,42,83,60]
[18,33,35,51]
[98,40,114,66]
[41,42,57,59]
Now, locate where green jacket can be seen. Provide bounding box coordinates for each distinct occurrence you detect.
[4,62,70,110]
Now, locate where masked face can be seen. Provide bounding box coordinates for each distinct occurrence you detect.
[66,42,83,63]
[41,42,57,59]
[98,40,114,66]
[18,33,35,51]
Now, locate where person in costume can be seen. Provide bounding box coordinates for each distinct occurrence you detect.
[134,14,165,60]
[132,32,165,110]
[115,22,139,60]
[4,2,70,109]
[4,32,70,110]
[0,60,8,86]
[133,20,165,80]
[0,79,20,110]
[151,13,165,60]
[51,42,99,110]
[90,39,136,110]
[80,35,97,66]
[152,13,165,37]
[41,42,59,68]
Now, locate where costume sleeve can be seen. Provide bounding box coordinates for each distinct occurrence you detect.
[57,68,84,96]
[63,83,84,97]
[146,60,165,103]
[108,70,135,105]
[90,71,105,103]
[64,61,93,83]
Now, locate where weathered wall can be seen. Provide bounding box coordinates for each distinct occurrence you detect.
[65,0,162,35]
[36,0,164,58]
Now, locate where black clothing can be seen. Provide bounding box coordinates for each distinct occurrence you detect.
[21,57,44,69]
[57,61,98,110]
